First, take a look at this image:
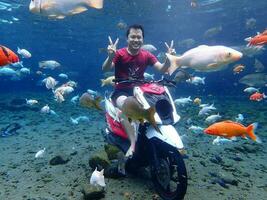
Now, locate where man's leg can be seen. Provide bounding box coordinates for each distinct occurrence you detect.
[116,95,137,157]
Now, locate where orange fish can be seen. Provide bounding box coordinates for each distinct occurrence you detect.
[249,92,266,101]
[0,45,19,67]
[204,120,261,143]
[233,64,245,74]
[246,30,267,46]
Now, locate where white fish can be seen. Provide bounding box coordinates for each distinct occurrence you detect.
[0,67,18,76]
[188,125,204,134]
[90,168,106,187]
[17,47,31,58]
[212,136,235,145]
[35,148,46,158]
[144,72,155,80]
[205,113,221,124]
[187,76,205,85]
[70,117,79,125]
[174,96,192,106]
[166,45,243,75]
[235,114,244,123]
[29,0,104,19]
[43,76,58,90]
[141,44,157,52]
[243,87,259,93]
[49,110,57,116]
[20,67,30,74]
[39,60,60,70]
[70,95,79,104]
[58,73,68,79]
[26,99,38,105]
[198,104,216,116]
[87,89,98,96]
[40,105,50,114]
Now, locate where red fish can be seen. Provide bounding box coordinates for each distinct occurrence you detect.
[0,45,19,67]
[249,92,266,101]
[245,30,267,46]
[204,120,261,143]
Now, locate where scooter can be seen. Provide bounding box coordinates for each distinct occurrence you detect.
[104,78,187,200]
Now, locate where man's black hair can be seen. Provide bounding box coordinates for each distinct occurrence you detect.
[126,24,144,38]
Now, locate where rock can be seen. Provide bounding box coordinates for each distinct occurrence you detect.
[89,151,110,170]
[104,144,121,160]
[81,183,105,200]
[49,155,70,165]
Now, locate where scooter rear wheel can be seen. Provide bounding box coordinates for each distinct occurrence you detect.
[151,150,187,200]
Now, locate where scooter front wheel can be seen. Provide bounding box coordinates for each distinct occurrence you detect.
[151,149,187,200]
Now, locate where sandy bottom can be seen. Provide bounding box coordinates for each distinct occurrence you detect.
[0,91,266,200]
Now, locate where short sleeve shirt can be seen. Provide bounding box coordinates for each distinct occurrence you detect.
[113,47,158,89]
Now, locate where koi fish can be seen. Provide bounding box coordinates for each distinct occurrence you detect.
[0,45,19,67]
[204,120,261,143]
[245,30,267,46]
[249,92,266,101]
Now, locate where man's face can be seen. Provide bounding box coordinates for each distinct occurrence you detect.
[127,28,144,50]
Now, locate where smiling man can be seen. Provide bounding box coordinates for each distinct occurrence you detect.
[102,24,173,157]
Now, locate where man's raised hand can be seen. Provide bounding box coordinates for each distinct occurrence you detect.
[165,40,176,55]
[107,36,119,58]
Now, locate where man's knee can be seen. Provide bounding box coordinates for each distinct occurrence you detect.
[116,95,128,110]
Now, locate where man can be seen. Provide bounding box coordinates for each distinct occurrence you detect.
[102,24,174,157]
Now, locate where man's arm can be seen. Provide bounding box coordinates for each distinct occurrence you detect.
[153,40,176,74]
[153,58,170,74]
[102,56,114,72]
[102,36,119,72]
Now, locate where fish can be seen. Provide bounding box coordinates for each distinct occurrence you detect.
[233,64,245,74]
[188,125,204,134]
[204,26,222,38]
[254,59,265,73]
[42,76,58,90]
[235,114,244,123]
[121,96,160,133]
[212,136,235,145]
[17,47,31,58]
[40,105,50,114]
[0,45,19,67]
[205,113,221,124]
[245,30,267,46]
[204,120,261,143]
[166,45,242,75]
[79,92,102,110]
[70,95,79,104]
[90,167,106,187]
[198,104,216,116]
[101,75,115,87]
[193,97,201,105]
[0,67,19,77]
[174,96,192,106]
[243,87,259,93]
[239,73,267,87]
[245,18,256,30]
[144,72,154,80]
[26,99,38,105]
[249,92,266,101]
[141,44,157,52]
[39,60,60,70]
[173,69,192,83]
[20,67,31,74]
[178,38,195,49]
[58,73,68,79]
[187,76,205,85]
[29,0,104,19]
[35,148,46,158]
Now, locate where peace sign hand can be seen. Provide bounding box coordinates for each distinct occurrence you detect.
[107,36,119,58]
[165,40,176,55]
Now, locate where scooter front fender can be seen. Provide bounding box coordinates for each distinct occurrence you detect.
[146,125,184,149]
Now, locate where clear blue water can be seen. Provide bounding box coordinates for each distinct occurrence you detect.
[0,0,266,94]
[0,1,267,199]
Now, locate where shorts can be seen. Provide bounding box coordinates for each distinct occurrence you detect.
[111,88,133,106]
